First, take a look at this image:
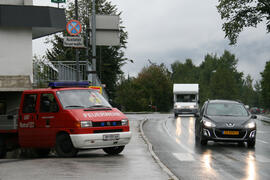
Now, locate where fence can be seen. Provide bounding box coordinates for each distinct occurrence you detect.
[33,60,108,100]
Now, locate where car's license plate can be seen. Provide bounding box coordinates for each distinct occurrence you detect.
[103,134,120,141]
[223,131,239,135]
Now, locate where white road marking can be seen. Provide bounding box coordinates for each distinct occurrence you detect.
[257,131,270,134]
[257,139,269,144]
[163,120,194,154]
[173,153,195,161]
[254,154,270,163]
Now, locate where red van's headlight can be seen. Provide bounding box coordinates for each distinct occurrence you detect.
[121,119,129,126]
[81,121,93,128]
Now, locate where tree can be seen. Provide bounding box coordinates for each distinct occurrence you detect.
[241,75,256,106]
[136,62,173,112]
[261,61,270,109]
[198,54,219,103]
[115,62,173,112]
[114,76,145,111]
[171,59,199,83]
[217,0,270,44]
[254,80,263,107]
[209,67,238,100]
[46,0,130,100]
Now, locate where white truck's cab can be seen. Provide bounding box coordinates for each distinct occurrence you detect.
[173,84,199,117]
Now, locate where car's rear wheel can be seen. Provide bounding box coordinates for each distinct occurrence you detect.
[247,140,256,148]
[0,137,6,158]
[55,133,78,157]
[103,146,125,155]
[35,148,51,157]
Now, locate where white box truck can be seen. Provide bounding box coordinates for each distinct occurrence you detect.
[173,84,199,117]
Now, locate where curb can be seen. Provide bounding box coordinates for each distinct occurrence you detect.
[140,119,179,180]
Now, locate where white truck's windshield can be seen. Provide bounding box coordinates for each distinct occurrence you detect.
[57,89,111,109]
[176,94,196,102]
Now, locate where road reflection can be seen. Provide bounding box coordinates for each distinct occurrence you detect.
[245,151,256,180]
[175,117,182,137]
[188,117,194,144]
[202,150,212,170]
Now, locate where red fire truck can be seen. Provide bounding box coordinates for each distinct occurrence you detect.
[0,82,131,158]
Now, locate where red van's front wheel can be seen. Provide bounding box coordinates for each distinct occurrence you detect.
[55,133,78,157]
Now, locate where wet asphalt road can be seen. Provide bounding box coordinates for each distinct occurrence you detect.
[0,119,169,180]
[143,114,270,180]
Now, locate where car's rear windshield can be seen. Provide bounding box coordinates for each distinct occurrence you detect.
[206,103,249,117]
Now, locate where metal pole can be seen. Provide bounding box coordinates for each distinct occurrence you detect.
[86,0,90,82]
[75,0,80,82]
[91,0,96,86]
[99,46,102,81]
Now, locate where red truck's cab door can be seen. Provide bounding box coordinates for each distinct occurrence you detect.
[18,93,38,147]
[35,93,60,147]
[19,92,61,148]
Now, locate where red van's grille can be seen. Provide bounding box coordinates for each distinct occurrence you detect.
[92,121,121,127]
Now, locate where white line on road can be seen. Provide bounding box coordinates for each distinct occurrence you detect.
[254,154,270,163]
[163,119,194,154]
[257,131,270,133]
[257,139,269,144]
[173,153,195,161]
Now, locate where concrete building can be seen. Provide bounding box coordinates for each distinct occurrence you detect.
[0,0,66,115]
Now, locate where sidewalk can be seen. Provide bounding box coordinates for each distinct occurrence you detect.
[123,119,171,179]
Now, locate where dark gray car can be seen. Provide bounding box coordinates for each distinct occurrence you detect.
[195,100,257,147]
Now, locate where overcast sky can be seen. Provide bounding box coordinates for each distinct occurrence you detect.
[33,0,270,81]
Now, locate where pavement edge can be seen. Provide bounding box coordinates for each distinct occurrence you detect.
[140,119,179,180]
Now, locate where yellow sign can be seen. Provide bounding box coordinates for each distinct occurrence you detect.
[89,86,102,94]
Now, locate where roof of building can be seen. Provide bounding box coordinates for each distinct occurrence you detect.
[0,5,66,39]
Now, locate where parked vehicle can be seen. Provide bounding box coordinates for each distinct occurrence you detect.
[173,84,199,117]
[250,107,260,114]
[195,100,256,147]
[0,82,132,158]
[260,108,265,114]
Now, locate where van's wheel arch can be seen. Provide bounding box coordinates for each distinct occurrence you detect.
[0,136,7,158]
[103,146,125,155]
[55,133,78,157]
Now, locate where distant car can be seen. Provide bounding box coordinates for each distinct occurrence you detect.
[195,100,257,147]
[250,107,260,114]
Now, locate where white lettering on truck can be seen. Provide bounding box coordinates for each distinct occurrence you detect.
[83,112,121,118]
[19,122,35,128]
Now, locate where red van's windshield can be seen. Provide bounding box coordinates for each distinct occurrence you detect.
[56,89,111,109]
